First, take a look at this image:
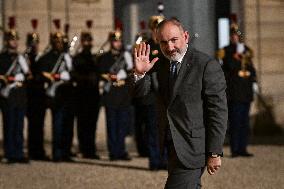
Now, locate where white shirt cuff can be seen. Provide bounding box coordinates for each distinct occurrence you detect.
[133,72,146,82]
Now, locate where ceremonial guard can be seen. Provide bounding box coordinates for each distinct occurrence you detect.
[133,20,149,158]
[71,20,101,159]
[60,23,78,160]
[147,15,170,168]
[34,19,73,161]
[0,17,30,163]
[219,20,257,158]
[25,19,40,66]
[25,19,49,160]
[97,29,133,161]
[133,13,168,170]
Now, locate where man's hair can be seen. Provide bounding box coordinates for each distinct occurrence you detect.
[156,18,185,34]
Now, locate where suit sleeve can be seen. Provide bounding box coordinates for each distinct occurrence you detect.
[203,59,228,154]
[127,73,152,98]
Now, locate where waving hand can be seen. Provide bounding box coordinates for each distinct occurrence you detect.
[134,42,159,75]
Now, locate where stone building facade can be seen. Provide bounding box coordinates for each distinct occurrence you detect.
[243,0,284,128]
[0,0,283,130]
[0,0,113,53]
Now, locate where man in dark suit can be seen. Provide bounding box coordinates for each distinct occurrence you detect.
[132,19,227,188]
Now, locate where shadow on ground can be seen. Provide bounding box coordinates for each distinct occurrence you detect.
[223,134,284,146]
[59,159,154,171]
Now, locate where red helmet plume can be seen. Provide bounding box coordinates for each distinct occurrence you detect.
[8,16,16,29]
[53,19,61,30]
[31,19,38,30]
[86,20,93,29]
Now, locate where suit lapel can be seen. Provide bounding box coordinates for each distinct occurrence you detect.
[170,46,194,104]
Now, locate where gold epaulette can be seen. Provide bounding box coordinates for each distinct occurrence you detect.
[216,49,225,59]
[246,47,254,58]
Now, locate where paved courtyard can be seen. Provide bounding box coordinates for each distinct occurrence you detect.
[0,109,283,189]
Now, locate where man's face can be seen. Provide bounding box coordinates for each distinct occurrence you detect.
[53,39,64,52]
[7,39,18,50]
[82,40,93,50]
[111,40,122,51]
[156,23,189,61]
[30,43,39,53]
[230,33,240,44]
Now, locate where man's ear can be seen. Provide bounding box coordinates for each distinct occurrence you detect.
[184,31,189,43]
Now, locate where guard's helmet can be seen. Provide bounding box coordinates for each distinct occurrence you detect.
[80,20,93,42]
[4,30,19,41]
[50,31,64,45]
[229,14,242,36]
[50,19,64,47]
[230,24,242,36]
[108,30,122,41]
[26,19,39,46]
[4,16,19,41]
[148,15,165,31]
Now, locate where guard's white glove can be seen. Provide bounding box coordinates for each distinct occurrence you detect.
[253,82,259,94]
[60,71,70,81]
[237,43,245,54]
[14,73,25,82]
[116,69,127,80]
[124,51,133,70]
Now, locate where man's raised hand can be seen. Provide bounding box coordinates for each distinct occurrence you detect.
[134,42,159,75]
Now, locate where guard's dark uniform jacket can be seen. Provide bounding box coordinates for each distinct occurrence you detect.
[26,47,48,159]
[0,51,27,107]
[33,48,72,161]
[97,51,132,108]
[72,49,101,157]
[221,43,257,156]
[73,50,100,98]
[97,50,133,160]
[222,44,256,103]
[0,50,29,161]
[34,49,72,106]
[132,38,168,168]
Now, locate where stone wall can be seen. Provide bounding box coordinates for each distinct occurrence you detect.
[3,0,113,53]
[244,0,284,127]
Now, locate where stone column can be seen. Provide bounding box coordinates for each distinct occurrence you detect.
[244,0,284,127]
[122,2,139,46]
[0,0,4,50]
[2,0,113,52]
[190,0,216,55]
[115,0,216,56]
[231,0,245,31]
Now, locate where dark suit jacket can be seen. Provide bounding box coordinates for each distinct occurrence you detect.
[133,46,228,169]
